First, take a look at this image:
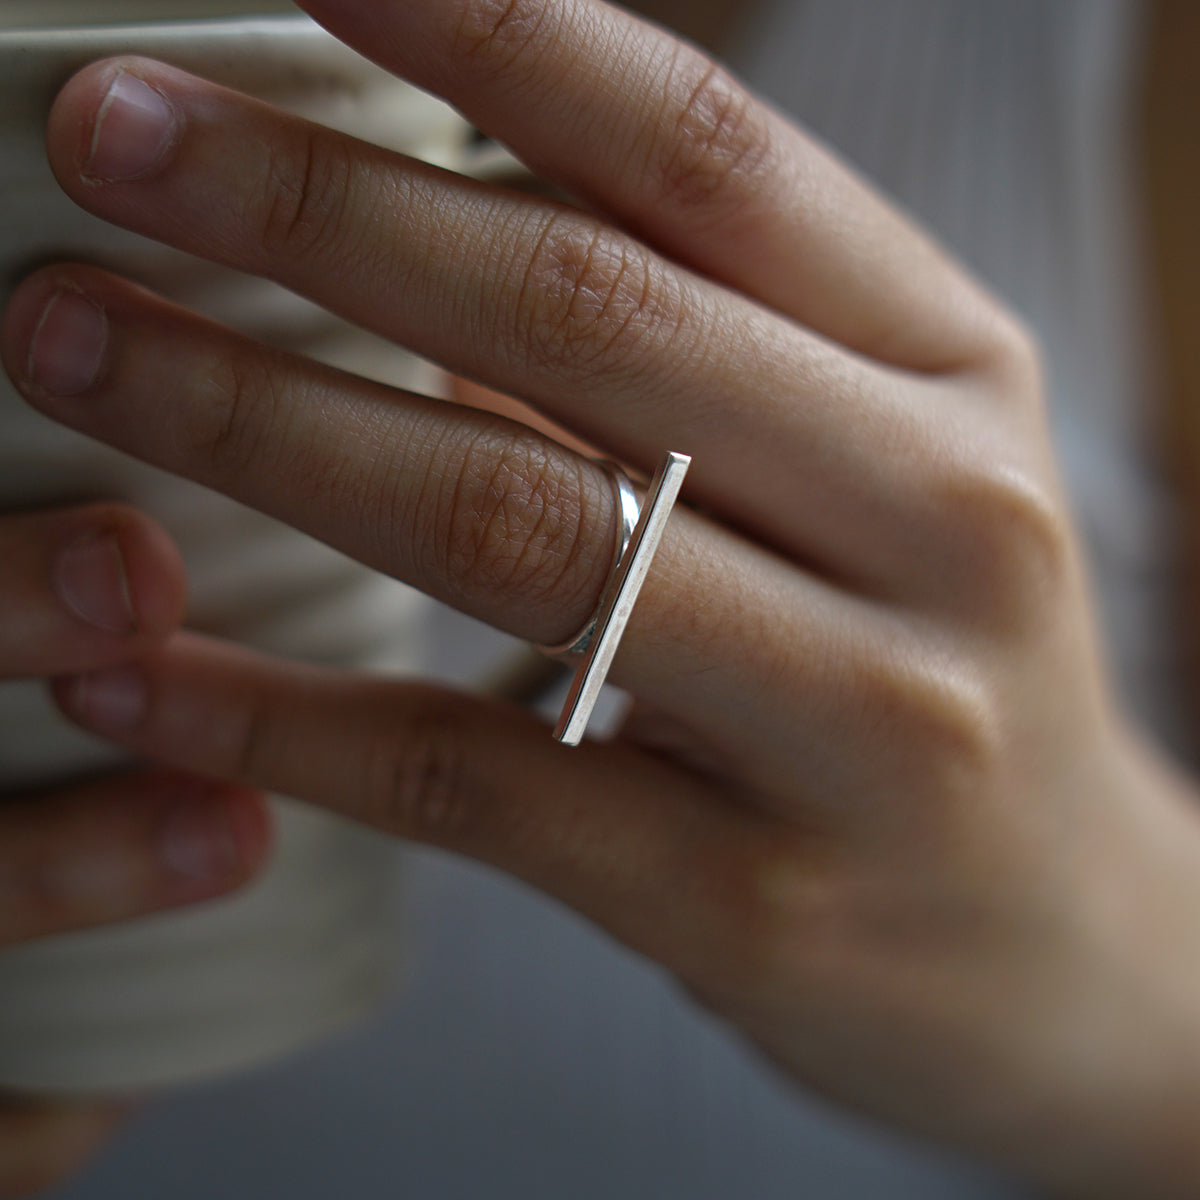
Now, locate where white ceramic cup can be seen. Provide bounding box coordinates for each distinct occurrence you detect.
[0,5,469,1097]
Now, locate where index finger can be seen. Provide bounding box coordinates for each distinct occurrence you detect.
[296,0,1005,370]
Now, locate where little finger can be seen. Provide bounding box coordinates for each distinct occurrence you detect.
[54,634,790,986]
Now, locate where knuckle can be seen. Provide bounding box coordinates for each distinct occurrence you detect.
[369,705,475,845]
[940,456,1074,622]
[741,859,834,987]
[257,128,355,265]
[655,53,776,216]
[515,216,683,377]
[857,644,1002,790]
[436,432,595,614]
[981,309,1044,394]
[908,667,1000,783]
[198,351,283,478]
[700,840,847,1000]
[450,0,552,86]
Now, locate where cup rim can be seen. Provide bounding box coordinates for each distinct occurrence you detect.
[0,14,316,38]
[0,3,302,34]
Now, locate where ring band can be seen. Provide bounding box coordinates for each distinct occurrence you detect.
[554,452,691,746]
[539,459,641,658]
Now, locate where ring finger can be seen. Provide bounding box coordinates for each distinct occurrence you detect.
[2,265,836,734]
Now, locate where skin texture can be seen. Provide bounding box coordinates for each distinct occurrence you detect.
[4,0,1200,1193]
[0,504,271,1196]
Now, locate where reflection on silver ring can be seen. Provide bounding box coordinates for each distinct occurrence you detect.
[554,452,691,747]
[538,459,640,658]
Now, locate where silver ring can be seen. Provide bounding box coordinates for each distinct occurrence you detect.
[554,452,691,745]
[538,459,640,657]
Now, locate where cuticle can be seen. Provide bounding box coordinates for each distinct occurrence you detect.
[85,68,126,176]
[56,527,137,635]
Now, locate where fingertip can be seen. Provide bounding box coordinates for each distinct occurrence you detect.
[132,771,275,900]
[48,56,194,202]
[46,58,129,190]
[113,509,188,638]
[51,504,188,642]
[158,780,274,889]
[223,784,276,880]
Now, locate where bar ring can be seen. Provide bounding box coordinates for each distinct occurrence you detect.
[539,459,641,658]
[553,452,691,746]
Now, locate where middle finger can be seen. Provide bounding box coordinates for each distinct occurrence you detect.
[42,57,946,581]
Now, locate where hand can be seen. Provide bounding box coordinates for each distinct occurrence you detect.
[0,506,270,1196]
[3,1,1198,1192]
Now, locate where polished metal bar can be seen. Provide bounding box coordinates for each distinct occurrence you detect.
[554,451,691,746]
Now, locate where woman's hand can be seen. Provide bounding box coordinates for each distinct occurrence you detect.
[0,505,270,1196]
[3,1,1199,1192]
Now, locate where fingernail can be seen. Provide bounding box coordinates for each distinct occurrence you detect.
[54,532,135,633]
[86,71,179,182]
[27,289,108,396]
[161,798,242,881]
[64,664,148,733]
